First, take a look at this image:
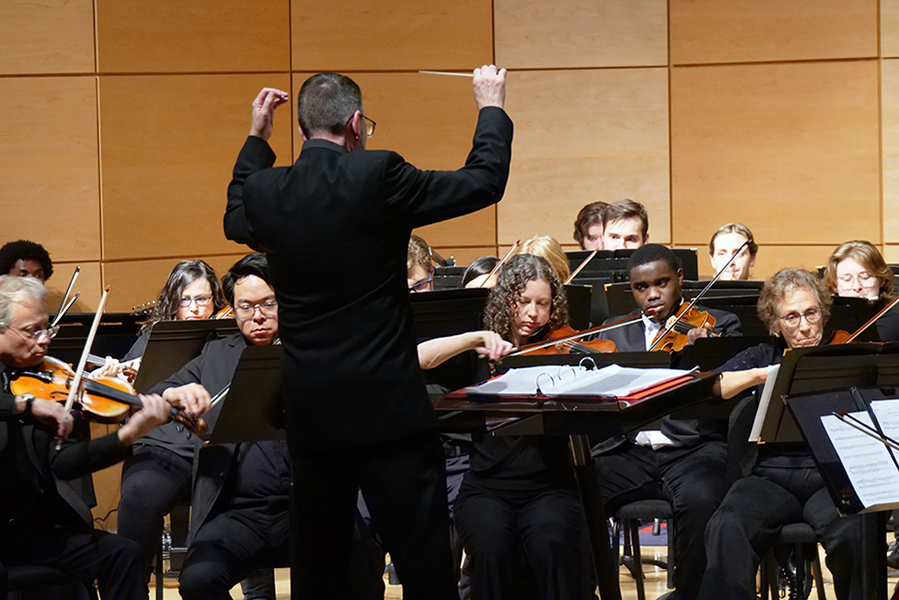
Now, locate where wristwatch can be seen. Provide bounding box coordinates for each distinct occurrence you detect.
[20,393,35,415]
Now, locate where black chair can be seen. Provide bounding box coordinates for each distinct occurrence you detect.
[155,499,191,600]
[2,565,98,600]
[760,522,827,600]
[612,499,677,600]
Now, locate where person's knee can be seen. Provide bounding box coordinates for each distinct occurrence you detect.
[179,559,230,599]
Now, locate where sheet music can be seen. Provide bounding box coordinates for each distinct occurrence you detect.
[749,364,780,442]
[821,399,899,512]
[465,364,691,398]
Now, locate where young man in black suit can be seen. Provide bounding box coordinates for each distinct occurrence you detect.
[224,68,512,599]
[594,244,742,600]
[0,274,203,598]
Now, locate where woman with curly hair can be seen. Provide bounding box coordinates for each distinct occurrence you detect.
[453,253,590,600]
[698,268,876,600]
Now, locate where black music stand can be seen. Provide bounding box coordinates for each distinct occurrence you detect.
[563,284,592,330]
[755,343,899,445]
[49,312,145,365]
[208,344,284,443]
[409,288,489,340]
[132,319,239,392]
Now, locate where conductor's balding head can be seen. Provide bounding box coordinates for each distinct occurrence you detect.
[297,73,368,150]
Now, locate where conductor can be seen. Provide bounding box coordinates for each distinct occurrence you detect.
[225,67,512,598]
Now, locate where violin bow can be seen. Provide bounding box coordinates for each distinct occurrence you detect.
[648,239,750,351]
[507,313,643,357]
[564,249,598,285]
[844,295,899,343]
[480,240,520,288]
[57,286,110,449]
[50,266,80,328]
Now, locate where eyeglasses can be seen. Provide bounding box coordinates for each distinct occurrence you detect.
[234,300,278,320]
[362,115,376,139]
[836,272,878,288]
[408,274,433,292]
[777,307,822,330]
[179,295,212,308]
[5,324,59,341]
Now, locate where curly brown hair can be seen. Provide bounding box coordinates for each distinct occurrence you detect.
[483,254,569,342]
[757,268,832,336]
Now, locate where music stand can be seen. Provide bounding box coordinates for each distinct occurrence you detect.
[563,284,593,330]
[132,319,240,392]
[409,288,489,340]
[49,312,145,365]
[208,344,285,443]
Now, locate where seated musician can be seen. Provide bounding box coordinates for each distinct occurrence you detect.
[514,235,571,282]
[408,234,435,293]
[592,243,741,600]
[823,240,899,342]
[573,201,609,250]
[109,260,227,575]
[601,199,649,250]
[698,268,877,600]
[0,275,205,598]
[708,223,757,281]
[454,253,592,600]
[461,255,499,288]
[0,239,53,282]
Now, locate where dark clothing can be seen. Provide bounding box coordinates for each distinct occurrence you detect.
[225,107,513,454]
[225,103,512,600]
[697,340,878,600]
[592,306,741,600]
[0,362,146,599]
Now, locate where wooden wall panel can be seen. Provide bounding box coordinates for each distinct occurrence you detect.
[102,254,247,313]
[47,263,103,312]
[498,68,670,248]
[670,0,878,65]
[99,74,292,262]
[291,0,493,72]
[96,0,290,73]
[0,77,101,262]
[883,60,899,242]
[883,0,899,58]
[0,0,94,74]
[495,0,667,69]
[291,72,496,249]
[671,61,880,247]
[883,245,899,264]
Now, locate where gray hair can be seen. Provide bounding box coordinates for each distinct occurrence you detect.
[297,73,363,138]
[757,268,832,336]
[0,275,47,327]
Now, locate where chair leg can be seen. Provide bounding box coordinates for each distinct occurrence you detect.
[666,517,675,589]
[156,538,164,600]
[793,543,806,600]
[810,546,826,600]
[631,520,646,600]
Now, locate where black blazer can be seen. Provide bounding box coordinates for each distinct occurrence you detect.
[598,306,743,352]
[225,107,513,454]
[0,363,131,528]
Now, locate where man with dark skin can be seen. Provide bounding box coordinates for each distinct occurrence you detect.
[0,240,53,282]
[595,244,741,600]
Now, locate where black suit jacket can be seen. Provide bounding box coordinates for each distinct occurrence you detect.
[0,362,131,528]
[225,107,513,454]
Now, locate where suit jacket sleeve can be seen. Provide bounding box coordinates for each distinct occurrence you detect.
[0,390,15,421]
[46,428,131,481]
[225,135,277,248]
[383,106,513,228]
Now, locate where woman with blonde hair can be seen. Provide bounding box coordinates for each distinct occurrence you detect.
[514,235,571,283]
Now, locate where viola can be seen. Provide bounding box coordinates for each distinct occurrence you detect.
[9,356,207,434]
[649,304,717,354]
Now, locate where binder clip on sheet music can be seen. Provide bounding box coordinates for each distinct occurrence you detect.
[464,363,697,402]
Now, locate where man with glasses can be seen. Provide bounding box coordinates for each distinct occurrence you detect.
[0,274,203,598]
[225,67,511,599]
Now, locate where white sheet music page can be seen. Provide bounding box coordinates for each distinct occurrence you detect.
[821,399,899,512]
[748,364,780,443]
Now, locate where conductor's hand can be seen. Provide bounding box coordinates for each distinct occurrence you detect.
[27,397,74,441]
[117,394,171,447]
[470,331,515,361]
[249,87,290,141]
[162,383,211,418]
[473,65,506,110]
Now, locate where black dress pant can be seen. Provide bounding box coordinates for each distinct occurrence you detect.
[117,445,192,570]
[0,524,146,599]
[595,441,729,600]
[290,431,457,600]
[454,481,589,600]
[697,465,878,600]
[178,498,290,600]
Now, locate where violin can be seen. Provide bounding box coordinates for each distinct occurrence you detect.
[214,306,234,319]
[8,356,207,434]
[650,304,717,354]
[512,324,618,356]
